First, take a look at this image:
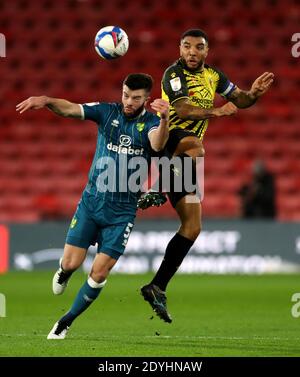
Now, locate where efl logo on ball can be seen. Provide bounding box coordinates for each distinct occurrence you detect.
[95,26,129,60]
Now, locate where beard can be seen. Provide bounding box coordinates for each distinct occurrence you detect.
[180,57,203,71]
[123,103,145,119]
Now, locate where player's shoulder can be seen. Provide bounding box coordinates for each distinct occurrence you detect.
[101,102,122,114]
[83,101,117,108]
[204,63,222,74]
[111,102,123,111]
[204,63,226,77]
[102,102,120,109]
[163,59,184,77]
[144,109,160,123]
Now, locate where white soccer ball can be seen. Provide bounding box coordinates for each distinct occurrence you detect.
[94,26,129,60]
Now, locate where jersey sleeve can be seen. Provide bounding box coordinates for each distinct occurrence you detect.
[147,114,160,136]
[79,102,112,124]
[214,68,237,98]
[162,65,189,105]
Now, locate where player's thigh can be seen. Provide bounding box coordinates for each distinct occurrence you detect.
[65,192,99,262]
[97,218,135,261]
[174,136,205,158]
[62,243,87,271]
[167,151,199,208]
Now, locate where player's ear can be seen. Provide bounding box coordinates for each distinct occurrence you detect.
[144,95,151,106]
[204,45,209,58]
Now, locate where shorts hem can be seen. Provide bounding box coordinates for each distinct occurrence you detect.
[98,248,123,260]
[66,236,91,250]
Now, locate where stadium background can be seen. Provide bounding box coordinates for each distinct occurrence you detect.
[0,0,300,358]
[1,0,300,222]
[0,0,299,273]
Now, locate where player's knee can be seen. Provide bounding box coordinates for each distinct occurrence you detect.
[189,225,201,240]
[61,257,80,272]
[181,222,201,241]
[90,268,109,284]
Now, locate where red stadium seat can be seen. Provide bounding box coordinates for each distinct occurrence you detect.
[0,0,299,221]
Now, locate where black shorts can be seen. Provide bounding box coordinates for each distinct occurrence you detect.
[165,128,199,156]
[154,129,200,208]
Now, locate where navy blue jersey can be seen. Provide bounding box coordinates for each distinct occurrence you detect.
[79,102,159,204]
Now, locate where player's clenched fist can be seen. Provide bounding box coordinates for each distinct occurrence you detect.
[150,99,169,119]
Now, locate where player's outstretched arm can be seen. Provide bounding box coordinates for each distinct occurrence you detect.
[227,72,274,109]
[173,98,238,121]
[16,96,82,118]
[148,99,170,152]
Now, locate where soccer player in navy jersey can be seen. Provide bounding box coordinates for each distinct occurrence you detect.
[138,29,274,323]
[16,73,170,339]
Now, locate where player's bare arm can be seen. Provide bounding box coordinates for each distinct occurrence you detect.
[227,72,274,108]
[16,96,82,118]
[148,99,170,152]
[173,98,238,120]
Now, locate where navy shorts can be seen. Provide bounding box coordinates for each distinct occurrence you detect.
[66,191,136,260]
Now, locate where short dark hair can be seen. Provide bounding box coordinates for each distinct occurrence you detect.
[123,73,153,92]
[181,29,209,44]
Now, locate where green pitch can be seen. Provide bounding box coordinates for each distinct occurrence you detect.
[0,272,299,356]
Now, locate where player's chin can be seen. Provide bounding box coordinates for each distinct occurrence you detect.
[124,108,135,116]
[187,61,201,69]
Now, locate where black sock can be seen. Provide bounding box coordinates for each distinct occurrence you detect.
[151,233,194,291]
[60,262,73,281]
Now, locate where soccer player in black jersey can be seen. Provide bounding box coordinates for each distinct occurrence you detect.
[139,29,274,323]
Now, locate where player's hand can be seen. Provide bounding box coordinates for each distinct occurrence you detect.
[16,96,49,114]
[218,102,238,116]
[250,72,274,98]
[150,99,169,120]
